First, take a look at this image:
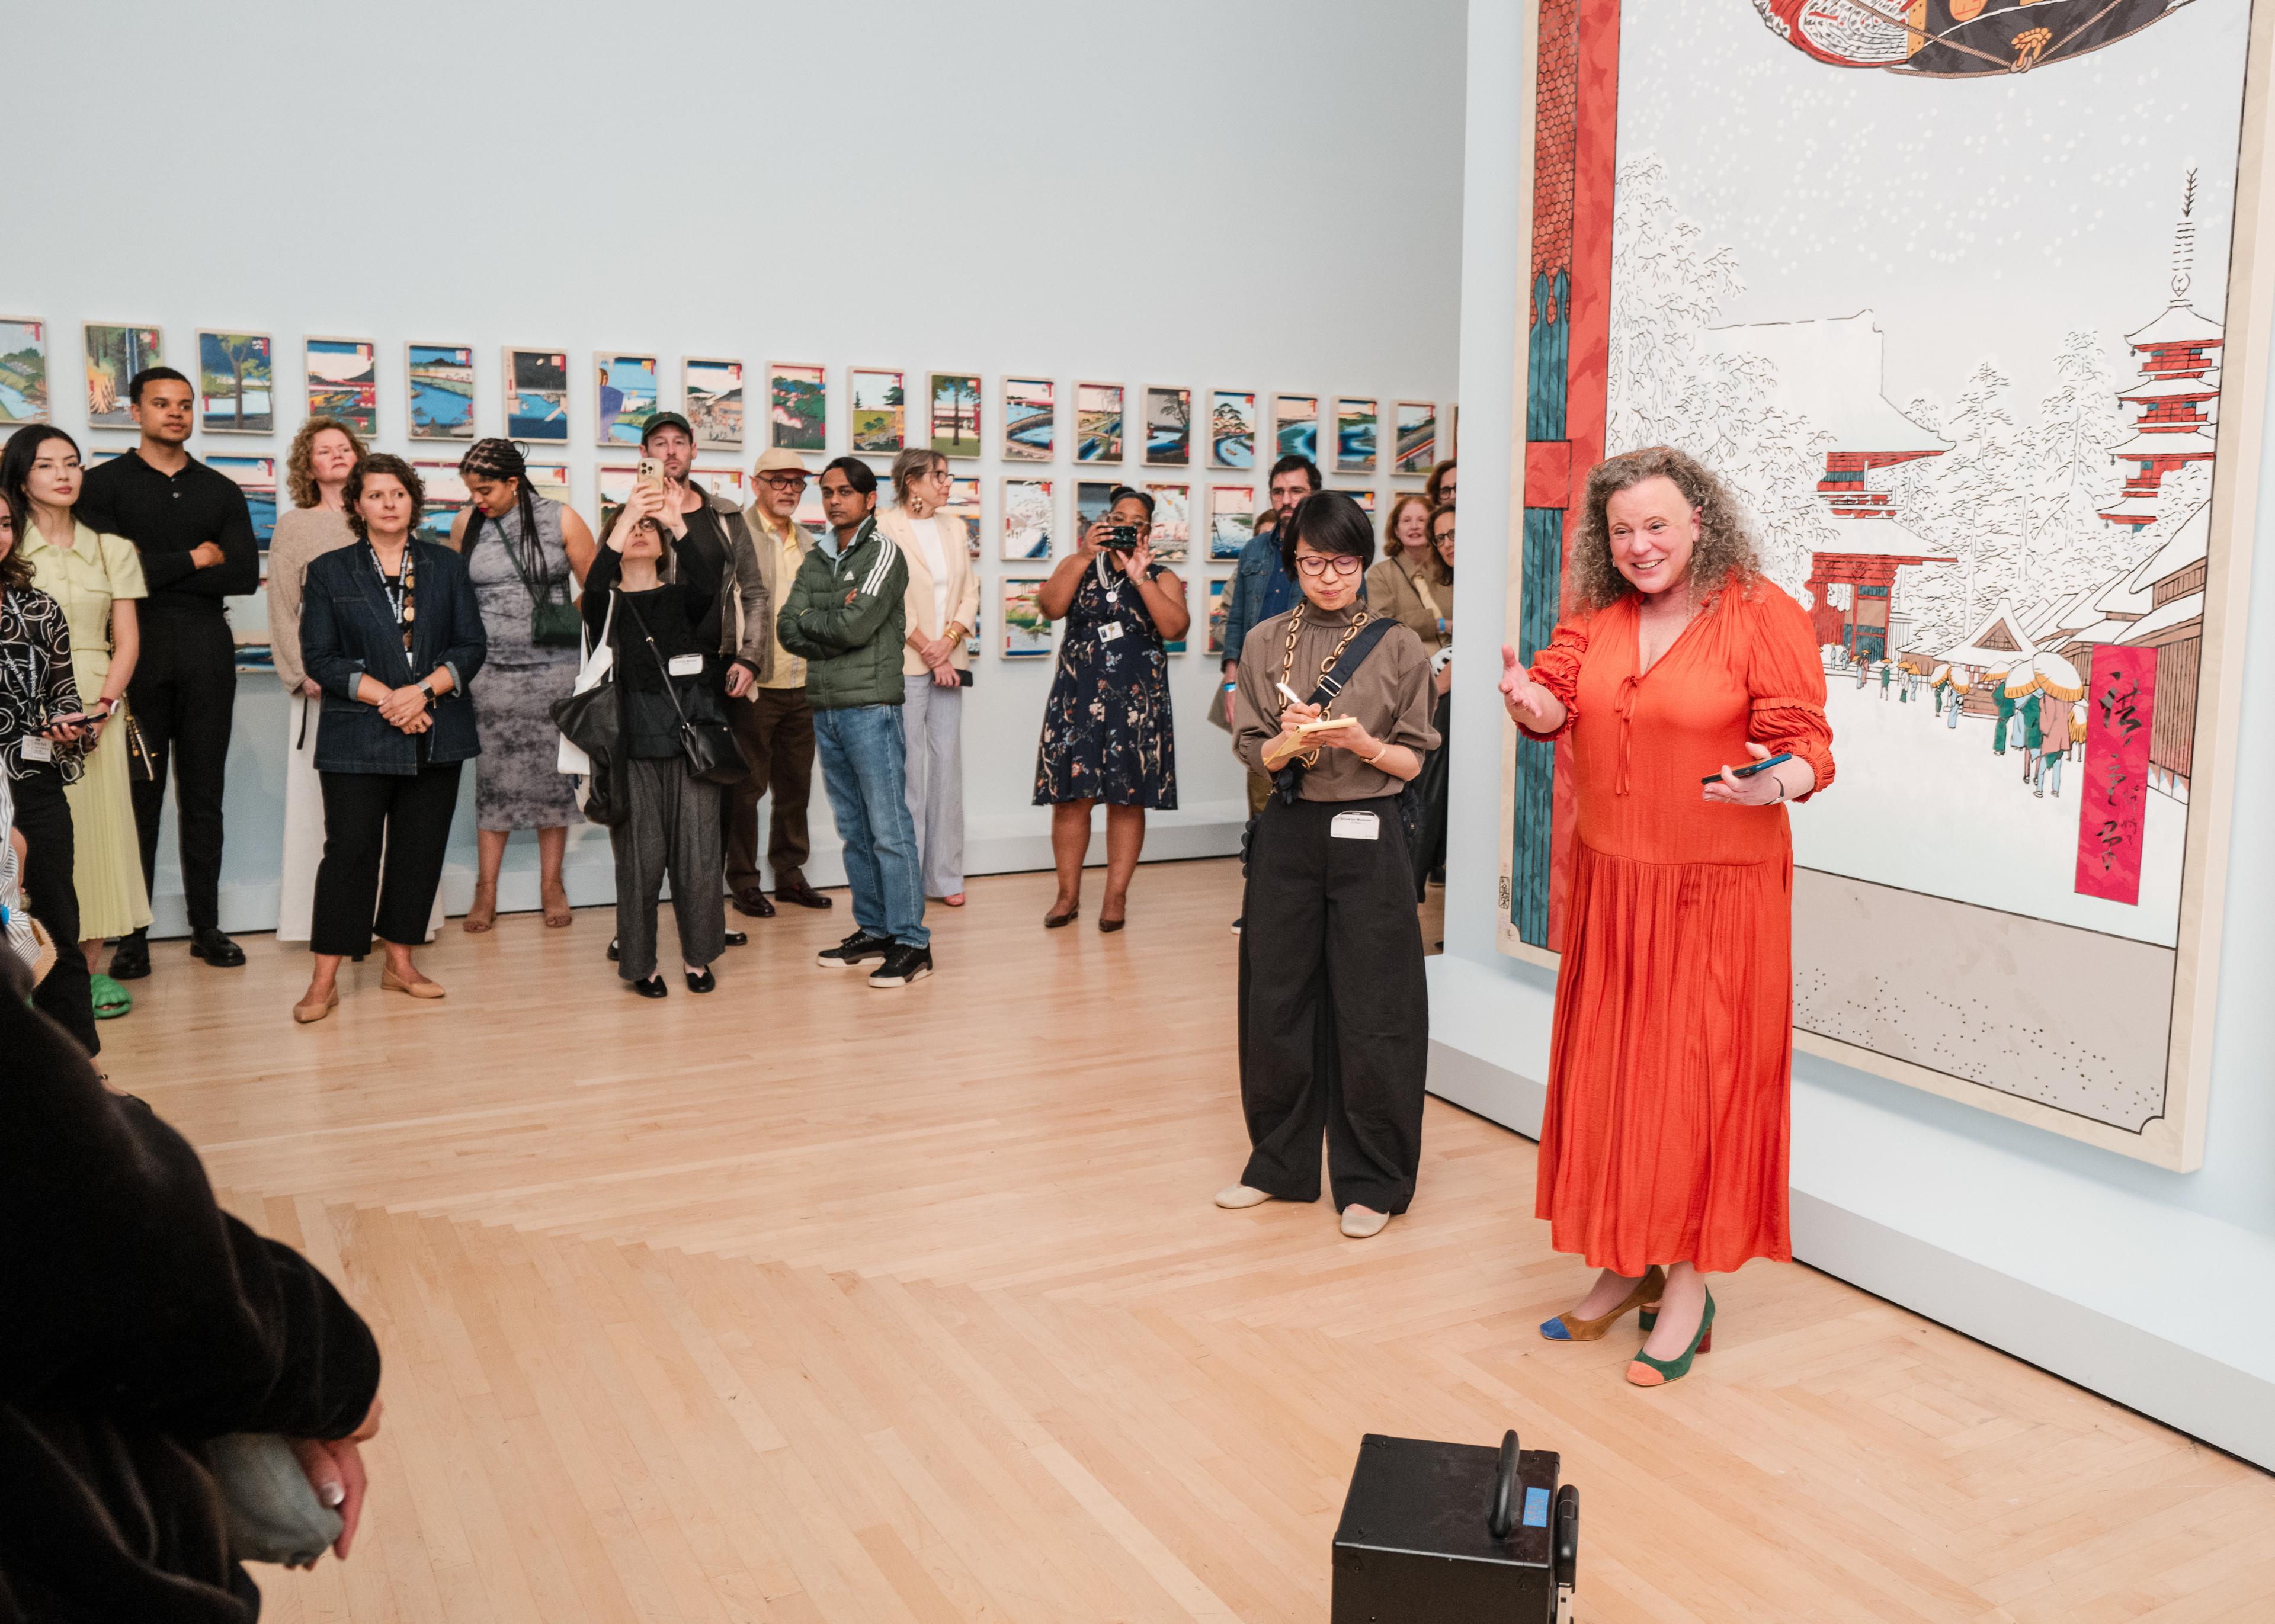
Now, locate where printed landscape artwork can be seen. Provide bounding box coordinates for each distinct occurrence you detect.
[302,339,376,435]
[1395,400,1438,476]
[770,363,826,451]
[412,460,469,546]
[1334,396,1376,473]
[930,372,983,458]
[684,357,744,450]
[0,319,48,426]
[1205,575,1229,657]
[849,367,906,454]
[1331,487,1377,514]
[85,324,162,428]
[408,344,475,441]
[505,348,569,444]
[1005,377,1056,461]
[1161,573,1189,654]
[1144,386,1191,467]
[1146,482,1190,563]
[1076,481,1116,537]
[527,463,572,506]
[945,476,982,559]
[209,455,276,547]
[1273,394,1319,461]
[1497,0,2273,1168]
[1076,383,1123,461]
[1001,576,1052,659]
[595,352,659,448]
[1209,390,1257,470]
[601,462,735,520]
[1001,477,1053,561]
[1209,485,1255,560]
[197,331,273,434]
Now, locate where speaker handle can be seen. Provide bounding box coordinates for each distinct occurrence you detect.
[1553,1482,1581,1587]
[1486,1429,1520,1539]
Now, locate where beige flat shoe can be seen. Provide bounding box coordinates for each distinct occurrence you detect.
[380,968,445,1000]
[1339,1205,1390,1240]
[1215,1183,1273,1209]
[292,989,338,1025]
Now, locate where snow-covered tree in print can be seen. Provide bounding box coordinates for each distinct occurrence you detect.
[1501,0,2271,1167]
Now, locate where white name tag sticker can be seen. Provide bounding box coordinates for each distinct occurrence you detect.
[1330,810,1380,841]
[21,736,53,764]
[1097,622,1124,643]
[667,653,704,676]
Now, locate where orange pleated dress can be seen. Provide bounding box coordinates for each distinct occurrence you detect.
[1522,578,1835,1277]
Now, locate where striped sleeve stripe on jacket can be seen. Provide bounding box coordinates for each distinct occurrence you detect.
[861,537,899,597]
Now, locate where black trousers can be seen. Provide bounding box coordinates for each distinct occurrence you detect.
[723,685,816,891]
[127,611,236,932]
[14,765,98,1055]
[311,760,463,957]
[1236,794,1428,1214]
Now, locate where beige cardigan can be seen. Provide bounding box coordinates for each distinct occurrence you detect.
[265,506,358,691]
[1365,553,1452,653]
[877,504,981,675]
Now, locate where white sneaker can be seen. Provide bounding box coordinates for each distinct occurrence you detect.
[1214,1183,1272,1209]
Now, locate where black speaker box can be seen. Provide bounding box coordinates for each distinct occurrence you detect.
[1331,1430,1578,1622]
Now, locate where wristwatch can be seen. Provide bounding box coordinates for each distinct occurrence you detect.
[415,679,437,708]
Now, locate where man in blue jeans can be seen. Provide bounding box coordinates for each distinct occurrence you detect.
[777,458,933,987]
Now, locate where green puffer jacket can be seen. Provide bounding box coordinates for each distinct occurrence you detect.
[775,515,909,711]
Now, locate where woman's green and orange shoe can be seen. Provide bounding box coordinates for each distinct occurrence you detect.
[1627,1288,1714,1387]
[1538,1265,1666,1342]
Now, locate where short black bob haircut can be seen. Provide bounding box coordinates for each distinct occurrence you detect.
[128,365,192,406]
[820,455,878,497]
[1279,490,1374,579]
[1105,484,1155,521]
[342,453,427,541]
[1268,452,1322,492]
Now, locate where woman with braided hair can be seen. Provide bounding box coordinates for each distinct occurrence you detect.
[1217,492,1440,1241]
[444,438,596,930]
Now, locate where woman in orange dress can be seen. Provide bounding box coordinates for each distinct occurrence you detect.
[1498,447,1835,1388]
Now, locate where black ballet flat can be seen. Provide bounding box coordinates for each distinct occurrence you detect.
[685,967,716,994]
[607,938,619,962]
[1098,915,1126,934]
[631,973,667,999]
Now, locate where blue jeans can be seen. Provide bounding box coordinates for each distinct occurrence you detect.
[812,704,928,948]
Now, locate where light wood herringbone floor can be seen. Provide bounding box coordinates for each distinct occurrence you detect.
[100,859,2275,1623]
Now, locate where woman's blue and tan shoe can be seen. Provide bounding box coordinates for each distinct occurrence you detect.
[1627,1288,1715,1387]
[1539,1265,1666,1342]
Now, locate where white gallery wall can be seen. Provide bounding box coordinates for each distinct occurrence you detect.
[1441,0,2275,1466]
[5,0,1469,930]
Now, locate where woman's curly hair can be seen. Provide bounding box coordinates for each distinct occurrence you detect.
[1567,445,1763,614]
[285,416,369,509]
[342,454,425,541]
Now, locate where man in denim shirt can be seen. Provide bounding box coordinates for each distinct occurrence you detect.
[1220,454,1322,820]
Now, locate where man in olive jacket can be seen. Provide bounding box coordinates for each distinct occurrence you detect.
[776,457,933,987]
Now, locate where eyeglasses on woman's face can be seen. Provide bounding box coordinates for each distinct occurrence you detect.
[1294,551,1363,578]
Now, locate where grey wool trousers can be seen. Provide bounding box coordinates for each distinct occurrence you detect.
[610,755,727,981]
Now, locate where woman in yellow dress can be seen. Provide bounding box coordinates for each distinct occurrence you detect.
[2,427,150,1019]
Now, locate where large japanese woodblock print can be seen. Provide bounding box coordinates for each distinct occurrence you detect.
[1497,0,2273,1168]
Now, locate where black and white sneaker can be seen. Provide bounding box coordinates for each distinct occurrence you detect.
[867,943,933,988]
[816,929,894,969]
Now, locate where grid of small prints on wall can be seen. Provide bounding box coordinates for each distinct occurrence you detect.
[0,314,1454,664]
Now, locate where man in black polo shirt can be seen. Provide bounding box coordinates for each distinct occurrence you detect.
[78,367,259,974]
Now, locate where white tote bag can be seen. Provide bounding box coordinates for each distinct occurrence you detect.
[556,592,615,776]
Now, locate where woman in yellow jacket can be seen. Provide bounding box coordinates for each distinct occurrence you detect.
[880,450,981,906]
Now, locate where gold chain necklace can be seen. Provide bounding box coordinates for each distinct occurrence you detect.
[1272,602,1370,769]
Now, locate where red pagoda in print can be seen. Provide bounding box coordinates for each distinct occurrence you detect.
[2101,172,2222,528]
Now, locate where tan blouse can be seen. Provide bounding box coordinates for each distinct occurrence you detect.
[1233,601,1441,801]
[1365,553,1451,652]
[265,506,357,692]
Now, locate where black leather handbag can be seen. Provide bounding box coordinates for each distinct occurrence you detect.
[617,592,749,787]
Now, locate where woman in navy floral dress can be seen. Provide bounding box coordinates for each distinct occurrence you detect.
[1033,486,1189,930]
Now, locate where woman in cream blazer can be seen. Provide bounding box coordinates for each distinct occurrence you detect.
[880,450,981,905]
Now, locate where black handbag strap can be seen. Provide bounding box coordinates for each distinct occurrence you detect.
[1272,615,1401,804]
[612,589,703,734]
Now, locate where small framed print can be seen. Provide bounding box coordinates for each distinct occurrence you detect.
[407,343,476,441]
[1160,572,1190,655]
[848,367,906,454]
[1143,386,1191,467]
[929,371,983,458]
[1001,477,1053,561]
[305,338,377,434]
[684,356,744,450]
[1076,480,1116,538]
[1075,381,1124,462]
[0,319,50,428]
[1003,375,1055,461]
[596,351,660,447]
[197,330,274,434]
[1145,482,1190,563]
[946,476,982,559]
[1330,487,1378,514]
[1002,576,1053,659]
[85,324,162,428]
[1205,575,1231,658]
[505,346,570,443]
[769,362,826,451]
[1271,393,1319,462]
[1334,397,1377,474]
[412,460,470,545]
[1208,485,1256,561]
[1207,390,1257,470]
[1393,400,1437,476]
[208,455,276,547]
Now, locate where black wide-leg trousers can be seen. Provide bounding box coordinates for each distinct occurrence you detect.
[14,764,98,1055]
[128,611,236,933]
[1236,794,1428,1214]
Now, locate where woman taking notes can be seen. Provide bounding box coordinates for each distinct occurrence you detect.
[1218,492,1438,1240]
[294,456,486,1023]
[1500,446,1834,1388]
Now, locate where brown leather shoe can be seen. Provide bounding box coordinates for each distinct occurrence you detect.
[775,877,832,910]
[732,886,777,919]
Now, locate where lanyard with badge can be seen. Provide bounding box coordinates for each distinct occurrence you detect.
[1093,553,1129,644]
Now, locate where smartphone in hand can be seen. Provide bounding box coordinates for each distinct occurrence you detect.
[1700,751,1793,785]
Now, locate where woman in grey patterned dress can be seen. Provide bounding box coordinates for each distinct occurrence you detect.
[446,439,597,930]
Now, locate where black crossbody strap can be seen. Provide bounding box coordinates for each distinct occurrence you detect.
[613,589,700,732]
[1307,617,1399,707]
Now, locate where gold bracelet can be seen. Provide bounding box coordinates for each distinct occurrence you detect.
[1366,742,1390,766]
